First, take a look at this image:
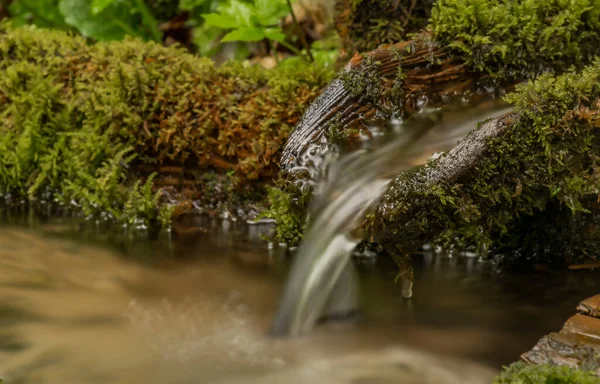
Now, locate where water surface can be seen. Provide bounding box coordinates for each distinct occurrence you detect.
[1,99,598,383]
[0,212,597,383]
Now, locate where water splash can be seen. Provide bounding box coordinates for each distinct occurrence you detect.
[272,101,513,337]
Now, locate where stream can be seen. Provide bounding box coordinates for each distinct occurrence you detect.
[1,99,599,383]
[0,213,598,383]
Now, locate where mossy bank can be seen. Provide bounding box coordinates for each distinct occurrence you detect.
[0,25,334,228]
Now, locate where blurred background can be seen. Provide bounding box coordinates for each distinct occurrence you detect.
[0,0,339,67]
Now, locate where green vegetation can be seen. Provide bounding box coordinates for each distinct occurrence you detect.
[430,0,600,84]
[335,0,434,57]
[2,0,339,64]
[260,185,307,244]
[0,25,333,229]
[189,0,308,58]
[335,0,600,119]
[364,59,600,267]
[6,0,166,41]
[494,362,600,384]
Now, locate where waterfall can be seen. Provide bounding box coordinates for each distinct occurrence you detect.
[272,95,512,336]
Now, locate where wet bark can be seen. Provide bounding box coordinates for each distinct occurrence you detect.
[280,38,483,169]
[365,113,515,253]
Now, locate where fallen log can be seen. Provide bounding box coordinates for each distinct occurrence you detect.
[274,0,600,250]
[363,61,600,268]
[282,0,600,170]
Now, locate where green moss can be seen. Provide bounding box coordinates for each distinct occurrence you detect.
[335,0,600,122]
[324,113,346,144]
[340,55,384,102]
[260,179,311,245]
[0,25,334,228]
[429,0,600,84]
[494,362,600,384]
[364,60,600,267]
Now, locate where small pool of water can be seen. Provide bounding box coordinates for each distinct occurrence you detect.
[0,211,597,384]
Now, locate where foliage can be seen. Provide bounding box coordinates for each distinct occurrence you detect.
[8,0,163,41]
[278,34,341,69]
[494,362,600,384]
[364,59,600,267]
[0,26,333,227]
[202,0,289,44]
[429,0,600,84]
[260,185,306,245]
[4,0,328,64]
[194,0,319,62]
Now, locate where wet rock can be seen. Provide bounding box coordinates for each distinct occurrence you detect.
[521,296,600,376]
[579,295,600,319]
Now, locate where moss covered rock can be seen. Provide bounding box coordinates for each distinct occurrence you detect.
[0,25,333,227]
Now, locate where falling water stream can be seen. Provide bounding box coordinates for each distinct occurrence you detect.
[271,98,515,336]
[1,100,599,383]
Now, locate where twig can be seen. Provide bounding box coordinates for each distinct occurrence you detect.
[286,0,314,62]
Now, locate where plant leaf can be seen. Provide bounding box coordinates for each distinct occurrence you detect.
[58,0,143,40]
[221,27,265,42]
[264,27,286,43]
[202,12,239,29]
[221,0,254,27]
[254,0,291,26]
[8,0,72,29]
[91,0,115,15]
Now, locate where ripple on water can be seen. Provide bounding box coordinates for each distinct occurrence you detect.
[123,294,277,366]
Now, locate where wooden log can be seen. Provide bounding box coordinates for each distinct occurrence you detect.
[354,55,600,269]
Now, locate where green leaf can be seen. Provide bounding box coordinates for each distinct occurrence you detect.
[202,13,239,29]
[220,0,253,27]
[254,0,291,26]
[221,27,265,42]
[91,0,115,15]
[192,24,223,56]
[8,0,72,29]
[264,27,286,43]
[58,0,147,41]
